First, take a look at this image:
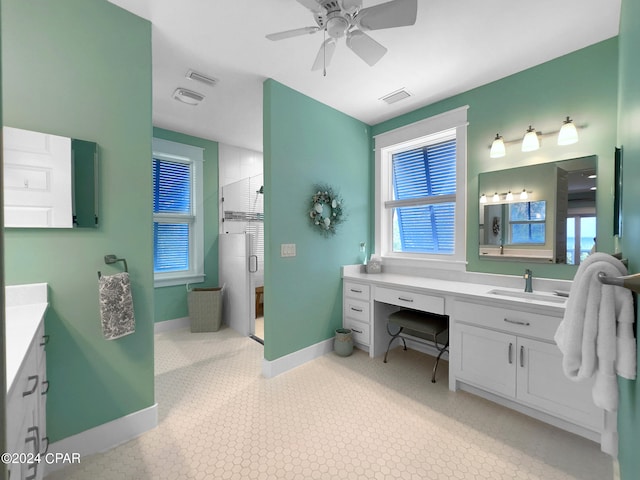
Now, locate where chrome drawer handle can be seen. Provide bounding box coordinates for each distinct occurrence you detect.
[520,345,525,367]
[398,297,414,303]
[508,342,513,364]
[351,328,363,334]
[41,380,50,395]
[504,318,530,326]
[40,334,50,347]
[350,307,363,313]
[350,288,363,293]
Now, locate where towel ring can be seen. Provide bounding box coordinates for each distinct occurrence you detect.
[598,272,640,294]
[97,254,129,279]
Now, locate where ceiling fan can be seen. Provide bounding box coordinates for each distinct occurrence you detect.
[266,0,418,72]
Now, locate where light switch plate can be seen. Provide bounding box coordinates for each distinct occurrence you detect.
[280,243,296,257]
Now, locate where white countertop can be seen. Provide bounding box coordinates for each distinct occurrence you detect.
[5,283,48,393]
[342,270,567,315]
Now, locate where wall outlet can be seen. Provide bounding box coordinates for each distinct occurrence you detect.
[280,243,296,257]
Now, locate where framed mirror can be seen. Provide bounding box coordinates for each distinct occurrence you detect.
[3,126,98,228]
[479,155,596,264]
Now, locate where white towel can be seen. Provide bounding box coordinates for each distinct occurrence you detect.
[98,272,136,340]
[554,252,636,412]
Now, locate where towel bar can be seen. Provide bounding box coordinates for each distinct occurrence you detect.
[97,254,129,279]
[597,272,640,294]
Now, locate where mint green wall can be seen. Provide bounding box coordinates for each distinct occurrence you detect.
[1,0,153,442]
[263,79,371,361]
[152,127,219,323]
[373,39,619,280]
[615,1,640,477]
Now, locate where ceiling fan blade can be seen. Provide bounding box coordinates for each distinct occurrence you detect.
[346,30,387,66]
[297,0,324,13]
[266,26,320,41]
[341,0,363,13]
[311,39,337,71]
[356,0,417,30]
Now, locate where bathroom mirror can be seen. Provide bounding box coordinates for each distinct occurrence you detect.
[3,126,98,228]
[479,155,596,264]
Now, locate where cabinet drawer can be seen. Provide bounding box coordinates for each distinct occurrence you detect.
[344,318,370,346]
[454,300,560,342]
[343,298,370,323]
[344,281,370,301]
[375,286,445,314]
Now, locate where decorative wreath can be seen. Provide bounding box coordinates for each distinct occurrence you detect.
[308,184,345,236]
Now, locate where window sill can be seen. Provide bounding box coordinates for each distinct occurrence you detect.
[154,273,205,288]
[380,254,467,273]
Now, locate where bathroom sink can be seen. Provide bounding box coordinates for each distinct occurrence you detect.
[487,289,567,304]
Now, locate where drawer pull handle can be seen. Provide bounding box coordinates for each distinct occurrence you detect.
[351,328,363,334]
[41,380,50,395]
[508,343,513,364]
[520,345,525,367]
[350,288,363,293]
[40,334,50,347]
[398,297,414,303]
[504,318,530,326]
[40,436,50,455]
[23,375,39,397]
[350,307,363,313]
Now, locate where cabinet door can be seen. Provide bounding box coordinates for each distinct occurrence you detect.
[517,338,603,431]
[455,323,516,397]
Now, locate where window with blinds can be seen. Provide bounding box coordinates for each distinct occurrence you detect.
[153,158,193,273]
[387,139,457,254]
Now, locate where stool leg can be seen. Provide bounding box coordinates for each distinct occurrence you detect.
[383,326,404,363]
[431,340,449,383]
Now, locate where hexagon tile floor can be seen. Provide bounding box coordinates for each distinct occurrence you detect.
[46,326,613,480]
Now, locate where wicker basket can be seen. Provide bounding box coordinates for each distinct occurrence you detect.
[188,287,223,332]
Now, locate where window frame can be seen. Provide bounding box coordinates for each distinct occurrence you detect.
[375,106,468,271]
[152,138,205,288]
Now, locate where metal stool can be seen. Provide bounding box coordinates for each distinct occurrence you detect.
[383,309,449,383]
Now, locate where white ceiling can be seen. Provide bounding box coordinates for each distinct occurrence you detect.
[107,0,620,153]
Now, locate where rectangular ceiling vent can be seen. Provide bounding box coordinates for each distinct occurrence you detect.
[186,69,219,87]
[173,88,205,106]
[380,88,411,105]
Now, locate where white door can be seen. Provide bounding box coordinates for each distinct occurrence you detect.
[455,323,517,397]
[517,337,603,431]
[3,126,73,227]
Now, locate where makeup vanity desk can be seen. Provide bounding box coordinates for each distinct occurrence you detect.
[341,266,607,449]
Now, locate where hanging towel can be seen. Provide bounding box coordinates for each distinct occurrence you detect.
[554,252,636,413]
[98,272,136,340]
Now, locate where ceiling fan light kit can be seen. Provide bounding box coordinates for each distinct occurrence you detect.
[266,0,418,72]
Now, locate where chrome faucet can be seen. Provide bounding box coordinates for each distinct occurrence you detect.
[524,269,533,293]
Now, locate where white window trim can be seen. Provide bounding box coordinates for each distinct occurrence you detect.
[152,137,205,288]
[374,106,468,271]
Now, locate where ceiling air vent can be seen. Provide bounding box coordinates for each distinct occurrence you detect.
[186,69,219,87]
[380,88,411,105]
[173,88,205,106]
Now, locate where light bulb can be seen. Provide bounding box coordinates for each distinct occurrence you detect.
[506,191,514,201]
[490,134,506,158]
[492,192,500,202]
[480,194,487,204]
[520,189,528,200]
[522,126,540,152]
[558,117,579,145]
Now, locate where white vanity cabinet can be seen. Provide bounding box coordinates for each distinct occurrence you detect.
[453,300,603,435]
[343,281,372,350]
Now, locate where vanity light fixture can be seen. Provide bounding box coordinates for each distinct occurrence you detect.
[480,194,487,204]
[490,134,506,158]
[557,116,579,145]
[520,189,528,200]
[505,191,514,201]
[480,190,532,203]
[492,192,500,203]
[521,126,540,152]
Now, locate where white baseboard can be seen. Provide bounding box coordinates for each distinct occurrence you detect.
[44,403,158,475]
[262,337,334,378]
[154,316,190,333]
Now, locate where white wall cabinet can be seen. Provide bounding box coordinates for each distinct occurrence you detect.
[7,321,48,480]
[453,300,603,436]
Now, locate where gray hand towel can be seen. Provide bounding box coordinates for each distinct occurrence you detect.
[98,272,136,340]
